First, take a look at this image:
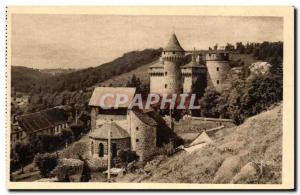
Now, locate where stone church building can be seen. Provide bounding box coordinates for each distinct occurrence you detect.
[89,87,158,162]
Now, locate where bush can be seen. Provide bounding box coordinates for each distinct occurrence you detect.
[117,149,139,167]
[35,153,58,178]
[14,142,34,173]
[157,142,175,156]
[61,128,74,144]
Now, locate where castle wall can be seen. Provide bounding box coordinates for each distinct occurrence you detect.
[150,75,165,95]
[181,68,207,97]
[206,61,231,92]
[129,111,157,161]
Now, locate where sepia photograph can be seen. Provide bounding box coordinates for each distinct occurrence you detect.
[6,6,294,190]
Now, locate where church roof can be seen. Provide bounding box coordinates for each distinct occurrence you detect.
[89,122,130,139]
[132,109,157,126]
[89,87,136,107]
[164,33,185,52]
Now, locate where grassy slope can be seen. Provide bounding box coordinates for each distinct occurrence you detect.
[118,103,282,184]
[98,60,160,87]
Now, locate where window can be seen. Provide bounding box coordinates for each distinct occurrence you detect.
[217,67,219,71]
[165,84,167,88]
[172,51,175,54]
[136,127,139,131]
[16,133,20,140]
[91,141,94,155]
[136,139,139,142]
[165,71,167,76]
[99,143,104,157]
[217,80,220,84]
[112,143,117,158]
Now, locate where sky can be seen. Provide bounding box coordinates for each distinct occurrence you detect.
[11,14,283,69]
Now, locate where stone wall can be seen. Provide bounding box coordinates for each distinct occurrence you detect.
[90,138,130,159]
[129,111,157,161]
[149,73,165,95]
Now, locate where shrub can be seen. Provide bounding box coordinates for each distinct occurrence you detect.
[35,153,58,178]
[14,142,34,173]
[118,149,139,166]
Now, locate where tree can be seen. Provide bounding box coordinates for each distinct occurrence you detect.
[35,153,58,178]
[14,143,33,173]
[199,87,221,118]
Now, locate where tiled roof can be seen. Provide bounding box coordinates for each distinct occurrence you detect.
[132,109,157,126]
[17,108,68,134]
[89,122,130,139]
[164,33,185,52]
[89,87,136,107]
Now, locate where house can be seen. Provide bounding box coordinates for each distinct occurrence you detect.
[14,107,68,145]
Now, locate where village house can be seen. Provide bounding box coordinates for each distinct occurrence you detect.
[12,107,69,147]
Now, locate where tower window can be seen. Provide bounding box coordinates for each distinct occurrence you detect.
[136,139,139,142]
[136,127,139,131]
[165,71,167,76]
[217,67,219,71]
[217,80,220,84]
[165,84,167,88]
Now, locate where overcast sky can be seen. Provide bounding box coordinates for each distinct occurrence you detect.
[11,14,283,69]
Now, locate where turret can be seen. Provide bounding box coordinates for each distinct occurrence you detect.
[162,33,185,95]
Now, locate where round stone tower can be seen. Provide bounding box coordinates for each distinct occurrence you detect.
[205,50,231,92]
[162,33,185,95]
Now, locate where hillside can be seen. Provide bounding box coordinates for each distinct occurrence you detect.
[11,66,51,93]
[118,103,282,184]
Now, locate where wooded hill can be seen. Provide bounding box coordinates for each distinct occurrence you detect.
[12,48,162,94]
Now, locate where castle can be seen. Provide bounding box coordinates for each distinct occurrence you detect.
[149,33,231,96]
[87,33,233,164]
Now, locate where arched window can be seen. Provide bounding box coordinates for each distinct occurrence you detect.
[112,143,117,158]
[99,143,104,157]
[217,80,220,85]
[217,67,219,71]
[91,141,94,155]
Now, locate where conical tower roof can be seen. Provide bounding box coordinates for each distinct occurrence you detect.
[164,33,185,52]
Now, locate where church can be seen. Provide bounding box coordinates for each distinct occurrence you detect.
[148,33,231,97]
